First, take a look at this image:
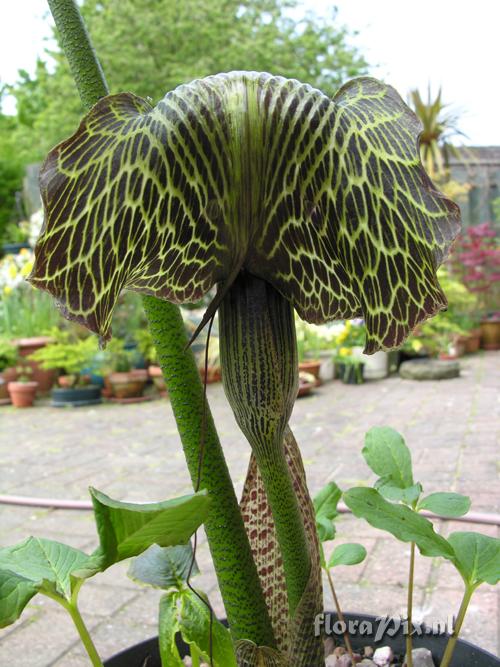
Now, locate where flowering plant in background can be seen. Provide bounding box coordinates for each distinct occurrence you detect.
[0,249,61,338]
[450,222,500,318]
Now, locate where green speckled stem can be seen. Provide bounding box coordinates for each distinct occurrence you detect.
[46,0,274,648]
[47,0,108,110]
[142,297,275,645]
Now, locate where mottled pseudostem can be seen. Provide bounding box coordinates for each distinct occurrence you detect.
[47,0,275,649]
[219,274,311,617]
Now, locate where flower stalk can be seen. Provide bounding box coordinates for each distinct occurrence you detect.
[46,0,275,649]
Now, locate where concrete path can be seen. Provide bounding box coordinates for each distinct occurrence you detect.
[0,352,498,665]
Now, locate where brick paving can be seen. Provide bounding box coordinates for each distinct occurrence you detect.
[0,352,498,665]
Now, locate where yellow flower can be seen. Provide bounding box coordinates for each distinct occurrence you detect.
[3,286,12,295]
[8,264,17,279]
[339,347,352,357]
[21,261,34,277]
[19,248,30,256]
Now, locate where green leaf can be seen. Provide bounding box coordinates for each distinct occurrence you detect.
[80,488,210,574]
[30,75,459,353]
[179,588,237,667]
[313,481,342,519]
[328,543,367,568]
[0,537,90,627]
[363,427,415,491]
[448,532,500,587]
[128,543,198,590]
[343,488,454,559]
[0,537,89,600]
[314,481,341,542]
[375,480,423,505]
[316,515,336,543]
[418,492,471,518]
[0,570,39,628]
[159,592,183,667]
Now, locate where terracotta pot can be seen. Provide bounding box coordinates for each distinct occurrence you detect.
[148,365,167,395]
[199,367,221,383]
[298,360,321,385]
[464,330,481,354]
[0,367,18,403]
[15,336,56,394]
[108,371,147,399]
[480,320,500,350]
[7,381,39,408]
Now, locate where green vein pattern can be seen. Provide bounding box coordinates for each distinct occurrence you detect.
[30,72,460,351]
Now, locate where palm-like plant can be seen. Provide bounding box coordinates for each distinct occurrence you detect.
[409,86,465,179]
[26,1,460,664]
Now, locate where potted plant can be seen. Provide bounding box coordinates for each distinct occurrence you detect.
[28,332,102,407]
[135,329,167,396]
[296,319,337,383]
[101,338,149,402]
[7,364,38,408]
[450,222,500,350]
[6,3,497,664]
[0,248,61,392]
[0,337,18,404]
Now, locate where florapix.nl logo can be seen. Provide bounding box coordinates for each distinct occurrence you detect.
[314,613,456,642]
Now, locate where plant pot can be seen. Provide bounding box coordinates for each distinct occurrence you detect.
[480,319,500,350]
[108,371,147,399]
[7,381,39,408]
[337,362,365,385]
[298,360,321,385]
[464,329,481,354]
[307,350,335,382]
[51,385,102,407]
[148,365,167,396]
[102,613,497,667]
[0,367,17,404]
[358,350,388,380]
[199,366,221,383]
[15,336,56,394]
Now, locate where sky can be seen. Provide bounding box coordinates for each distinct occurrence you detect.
[0,0,499,145]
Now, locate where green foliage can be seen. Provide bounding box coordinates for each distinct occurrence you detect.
[344,487,454,559]
[328,543,367,568]
[128,543,198,589]
[134,328,158,365]
[0,338,18,371]
[447,532,500,588]
[160,589,237,667]
[85,487,210,573]
[29,334,98,384]
[2,0,368,170]
[99,337,134,373]
[417,492,471,518]
[313,481,342,542]
[0,484,210,666]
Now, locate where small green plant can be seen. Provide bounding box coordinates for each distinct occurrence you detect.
[100,338,134,373]
[314,481,366,663]
[344,427,500,667]
[0,488,212,667]
[134,328,158,365]
[14,364,33,383]
[29,333,98,387]
[0,337,18,371]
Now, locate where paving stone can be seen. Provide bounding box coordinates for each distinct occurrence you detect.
[0,352,498,665]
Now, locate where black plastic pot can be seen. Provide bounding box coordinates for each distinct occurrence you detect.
[102,613,499,666]
[51,385,102,407]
